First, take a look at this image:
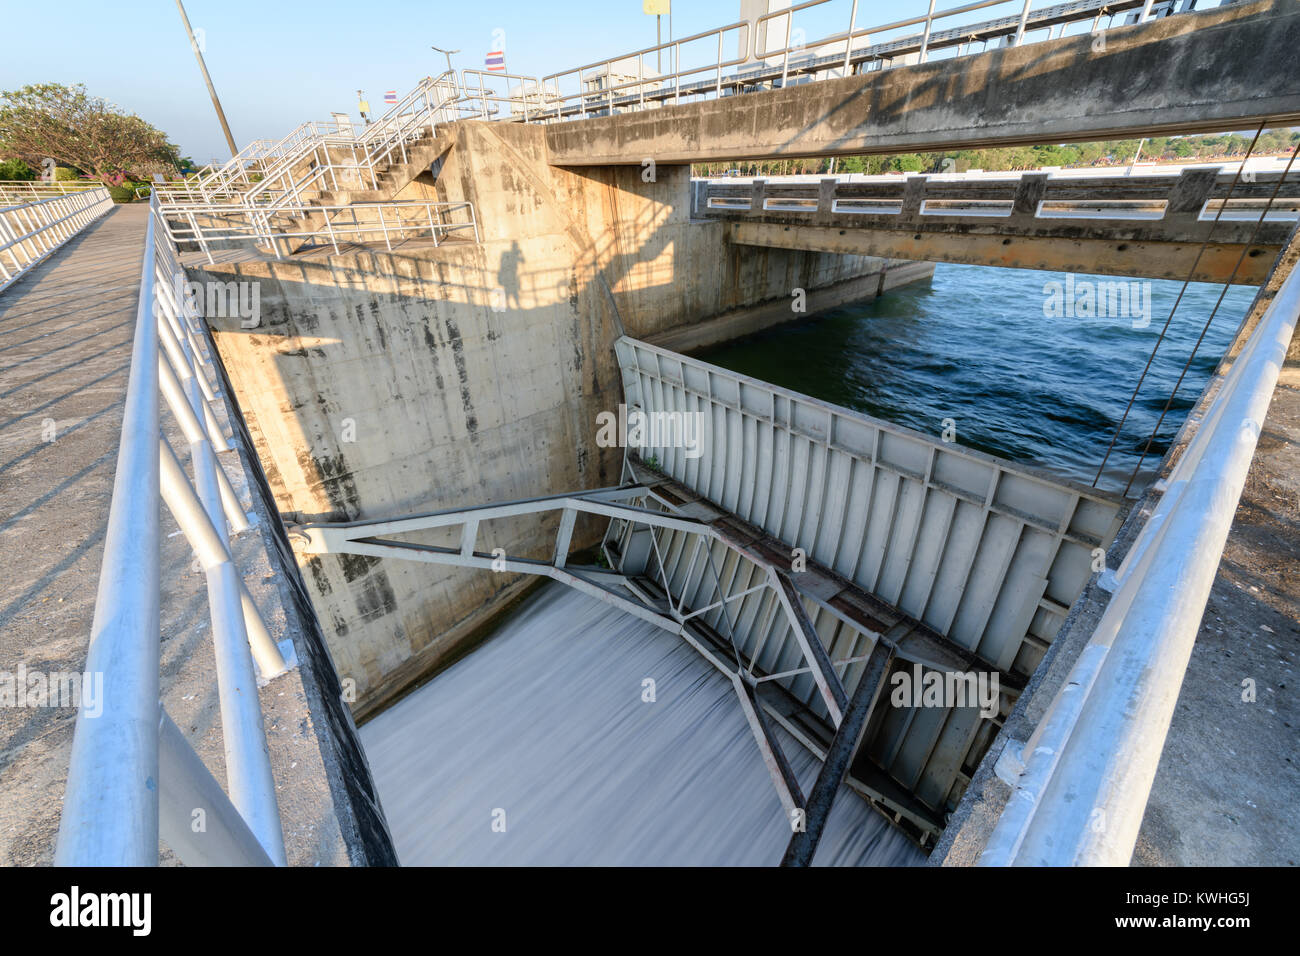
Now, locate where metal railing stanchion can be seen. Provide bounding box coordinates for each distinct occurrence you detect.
[158,438,287,865]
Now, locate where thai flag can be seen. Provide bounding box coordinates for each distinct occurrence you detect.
[485,51,505,72]
[384,91,398,105]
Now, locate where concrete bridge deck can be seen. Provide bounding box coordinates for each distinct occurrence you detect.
[0,205,392,865]
[542,0,1300,165]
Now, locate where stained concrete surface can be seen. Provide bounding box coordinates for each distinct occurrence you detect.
[0,204,387,865]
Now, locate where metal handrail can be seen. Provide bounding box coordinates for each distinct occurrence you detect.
[54,193,292,866]
[458,70,562,122]
[484,0,1166,123]
[0,187,115,292]
[157,196,479,263]
[0,180,104,201]
[978,256,1300,866]
[235,73,461,214]
[537,19,752,120]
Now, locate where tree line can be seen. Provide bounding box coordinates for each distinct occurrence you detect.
[0,83,193,199]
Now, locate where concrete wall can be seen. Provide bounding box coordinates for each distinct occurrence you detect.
[197,120,930,718]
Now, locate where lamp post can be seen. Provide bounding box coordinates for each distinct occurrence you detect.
[174,0,238,157]
[431,45,460,76]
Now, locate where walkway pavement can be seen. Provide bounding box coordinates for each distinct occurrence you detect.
[0,204,370,866]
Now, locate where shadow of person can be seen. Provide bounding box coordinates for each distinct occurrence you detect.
[497,240,525,309]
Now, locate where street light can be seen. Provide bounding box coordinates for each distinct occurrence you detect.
[430,45,460,76]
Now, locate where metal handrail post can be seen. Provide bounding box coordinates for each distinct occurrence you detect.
[1013,0,1034,45]
[149,406,283,678]
[843,0,860,73]
[716,33,724,97]
[156,347,248,533]
[155,264,225,414]
[918,0,937,62]
[158,439,287,864]
[674,41,681,104]
[781,12,792,88]
[322,208,340,255]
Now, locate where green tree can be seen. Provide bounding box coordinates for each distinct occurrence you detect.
[0,157,35,180]
[0,83,181,183]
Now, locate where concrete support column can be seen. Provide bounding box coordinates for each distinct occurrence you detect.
[817,177,837,224]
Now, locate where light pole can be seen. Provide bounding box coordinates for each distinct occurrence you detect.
[174,0,238,158]
[430,45,460,77]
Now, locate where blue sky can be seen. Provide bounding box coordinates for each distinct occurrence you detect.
[2,0,998,163]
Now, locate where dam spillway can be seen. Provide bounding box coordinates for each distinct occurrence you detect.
[9,0,1299,879]
[360,583,924,866]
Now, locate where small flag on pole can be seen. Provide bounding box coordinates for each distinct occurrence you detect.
[384,90,398,105]
[485,51,505,72]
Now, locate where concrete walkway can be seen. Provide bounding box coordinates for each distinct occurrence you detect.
[0,205,373,865]
[0,205,147,863]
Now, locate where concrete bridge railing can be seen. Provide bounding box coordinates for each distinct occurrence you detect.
[693,166,1300,283]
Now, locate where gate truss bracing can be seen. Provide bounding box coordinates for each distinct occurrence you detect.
[290,484,845,827]
[291,464,1028,860]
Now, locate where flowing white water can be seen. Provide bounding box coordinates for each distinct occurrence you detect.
[360,582,925,866]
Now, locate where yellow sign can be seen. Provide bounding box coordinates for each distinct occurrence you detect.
[643,0,669,14]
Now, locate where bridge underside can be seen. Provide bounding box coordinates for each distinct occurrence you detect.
[543,0,1300,166]
[730,223,1277,285]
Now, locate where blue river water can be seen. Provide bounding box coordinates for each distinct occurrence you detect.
[696,263,1259,494]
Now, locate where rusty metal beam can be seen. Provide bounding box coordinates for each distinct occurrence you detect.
[781,641,895,867]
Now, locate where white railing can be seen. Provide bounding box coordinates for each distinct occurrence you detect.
[54,193,294,867]
[169,72,466,214]
[459,70,564,122]
[0,187,114,292]
[479,0,1194,123]
[978,256,1300,866]
[0,179,105,201]
[158,197,479,263]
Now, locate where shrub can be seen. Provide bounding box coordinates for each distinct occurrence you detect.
[106,183,135,203]
[0,158,35,180]
[54,166,80,181]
